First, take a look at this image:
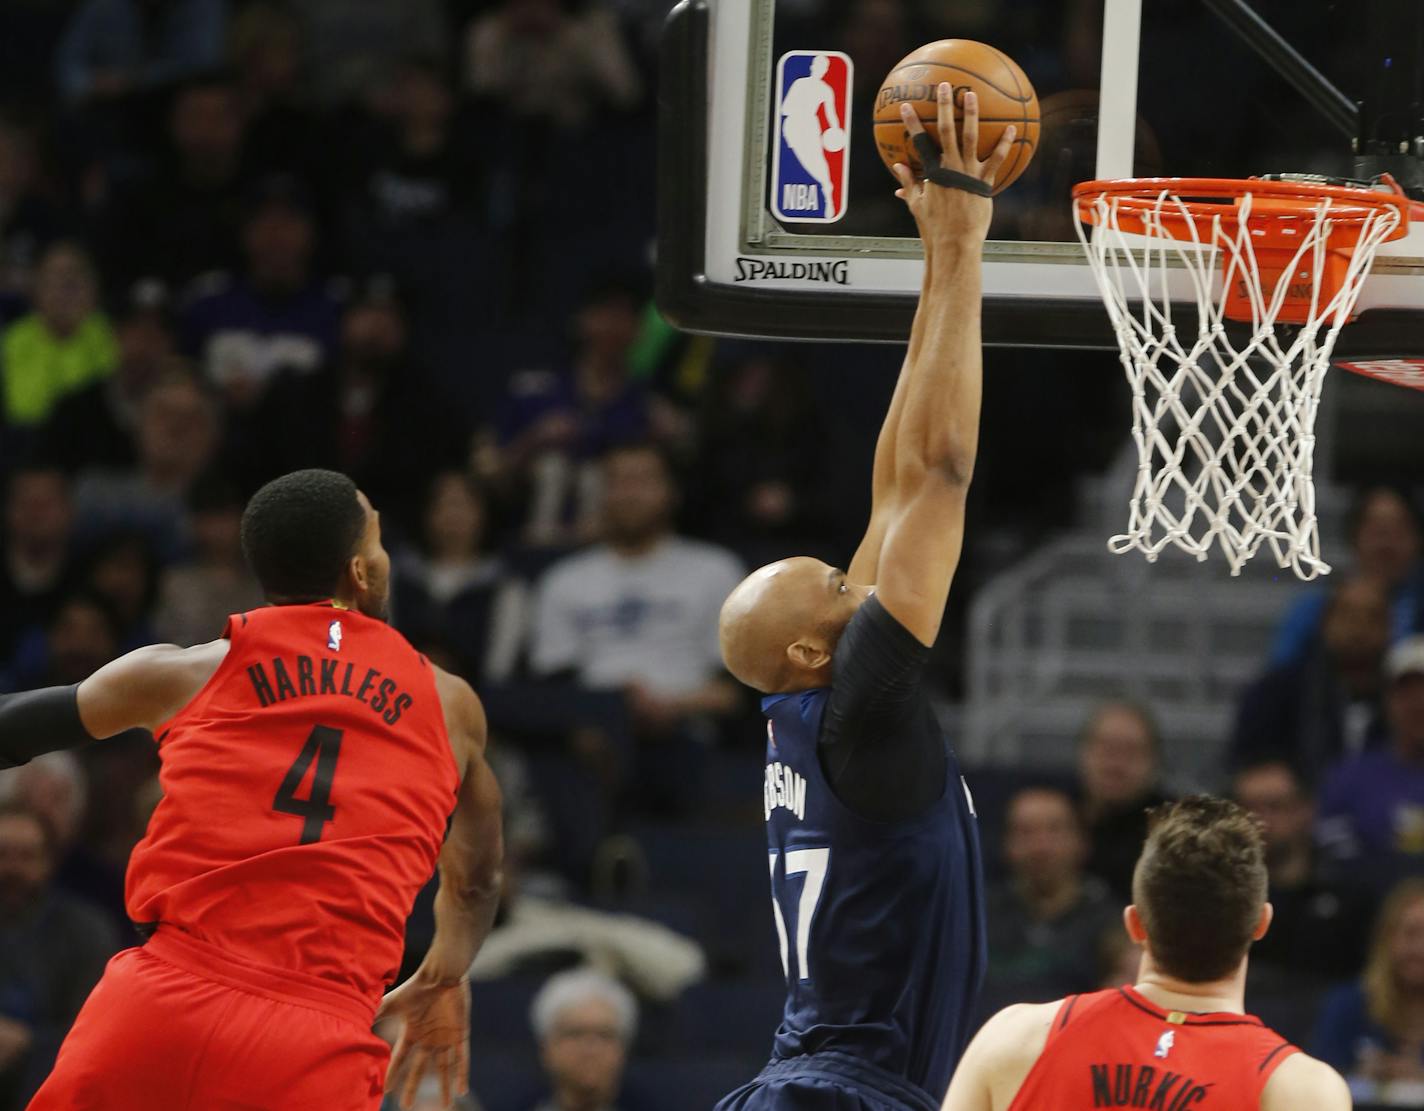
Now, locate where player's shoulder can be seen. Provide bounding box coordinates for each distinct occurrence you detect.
[1260,1050,1349,1111]
[81,638,230,734]
[430,666,487,742]
[946,1001,1061,1111]
[124,638,230,682]
[972,1000,1060,1068]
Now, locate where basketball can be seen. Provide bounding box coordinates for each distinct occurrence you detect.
[821,126,847,153]
[872,40,1040,194]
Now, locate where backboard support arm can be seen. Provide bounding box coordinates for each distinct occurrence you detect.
[1198,0,1358,140]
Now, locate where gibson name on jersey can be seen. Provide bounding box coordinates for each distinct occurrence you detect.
[245,654,414,725]
[764,761,807,821]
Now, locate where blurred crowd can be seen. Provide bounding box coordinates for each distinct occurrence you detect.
[0,0,1419,1109]
[0,0,871,1104]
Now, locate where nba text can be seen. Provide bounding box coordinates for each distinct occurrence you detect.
[1089,1064,1210,1109]
[734,258,850,285]
[780,184,823,212]
[764,761,808,821]
[246,655,413,725]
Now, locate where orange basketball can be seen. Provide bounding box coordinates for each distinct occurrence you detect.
[872,40,1040,195]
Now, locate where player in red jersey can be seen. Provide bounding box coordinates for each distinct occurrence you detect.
[4,469,503,1111]
[942,797,1349,1111]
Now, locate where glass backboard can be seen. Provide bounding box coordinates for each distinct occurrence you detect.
[656,0,1424,348]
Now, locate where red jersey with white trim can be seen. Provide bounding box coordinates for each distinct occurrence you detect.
[1007,986,1298,1111]
[126,602,459,1011]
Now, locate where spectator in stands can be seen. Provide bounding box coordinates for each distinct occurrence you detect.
[43,280,178,475]
[0,119,65,299]
[470,850,705,1003]
[73,370,218,561]
[1233,759,1374,983]
[0,804,118,1107]
[288,0,447,109]
[181,174,339,412]
[1318,636,1424,892]
[0,466,74,665]
[54,0,228,105]
[527,969,642,1111]
[1313,879,1424,1103]
[99,74,252,293]
[230,2,317,180]
[152,475,260,646]
[392,472,527,686]
[1075,699,1170,898]
[464,0,642,129]
[246,276,464,525]
[0,753,127,938]
[0,756,83,857]
[1230,576,1391,780]
[983,785,1118,1010]
[2,242,117,429]
[78,530,160,651]
[348,58,481,231]
[689,352,829,566]
[530,443,743,776]
[1272,487,1424,667]
[481,279,687,547]
[14,593,122,690]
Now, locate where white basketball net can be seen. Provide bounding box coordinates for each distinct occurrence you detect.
[1074,187,1404,579]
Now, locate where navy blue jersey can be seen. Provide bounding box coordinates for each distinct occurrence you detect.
[759,679,986,1100]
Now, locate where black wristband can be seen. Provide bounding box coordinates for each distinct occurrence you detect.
[0,685,95,768]
[911,133,994,197]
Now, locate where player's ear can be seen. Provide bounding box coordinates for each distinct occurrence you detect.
[346,553,369,596]
[1124,905,1148,944]
[1253,902,1273,941]
[787,639,831,672]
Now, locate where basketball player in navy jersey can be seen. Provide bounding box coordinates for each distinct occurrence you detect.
[714,88,1015,1111]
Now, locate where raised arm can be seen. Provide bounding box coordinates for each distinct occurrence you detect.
[377,670,503,1110]
[865,86,1014,645]
[845,276,919,586]
[0,640,226,767]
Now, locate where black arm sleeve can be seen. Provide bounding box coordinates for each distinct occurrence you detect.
[0,685,96,768]
[818,596,947,822]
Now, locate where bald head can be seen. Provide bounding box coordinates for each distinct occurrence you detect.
[719,557,869,693]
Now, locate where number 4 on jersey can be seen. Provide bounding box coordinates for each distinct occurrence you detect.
[769,847,830,983]
[273,725,343,844]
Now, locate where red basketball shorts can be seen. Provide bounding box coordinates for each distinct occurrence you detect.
[28,928,389,1110]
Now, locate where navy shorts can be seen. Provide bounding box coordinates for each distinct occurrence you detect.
[714,1054,941,1111]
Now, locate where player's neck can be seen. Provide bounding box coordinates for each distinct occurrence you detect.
[1132,958,1247,1016]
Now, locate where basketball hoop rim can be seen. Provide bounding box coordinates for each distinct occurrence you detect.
[1072,175,1417,240]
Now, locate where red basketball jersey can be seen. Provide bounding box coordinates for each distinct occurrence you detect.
[127,602,460,1013]
[1007,987,1298,1111]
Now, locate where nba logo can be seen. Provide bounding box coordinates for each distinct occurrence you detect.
[327,620,343,652]
[771,51,852,223]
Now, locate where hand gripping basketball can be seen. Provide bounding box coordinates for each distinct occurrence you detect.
[891,84,1016,200]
